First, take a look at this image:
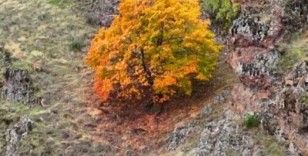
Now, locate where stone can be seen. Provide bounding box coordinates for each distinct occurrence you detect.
[231,13,270,46]
[188,117,258,156]
[260,111,279,135]
[1,69,37,104]
[282,0,308,32]
[5,117,33,156]
[167,124,196,150]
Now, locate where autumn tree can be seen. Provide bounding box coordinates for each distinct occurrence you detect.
[86,0,221,105]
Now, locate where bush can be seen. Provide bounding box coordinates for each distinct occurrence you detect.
[86,0,221,104]
[202,0,240,31]
[69,40,85,52]
[244,113,260,128]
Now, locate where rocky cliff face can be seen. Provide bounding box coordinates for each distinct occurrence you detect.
[229,0,307,154]
[164,0,307,155]
[0,43,38,104]
[5,117,33,156]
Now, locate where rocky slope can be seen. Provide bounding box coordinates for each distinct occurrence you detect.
[163,0,307,155]
[0,0,307,155]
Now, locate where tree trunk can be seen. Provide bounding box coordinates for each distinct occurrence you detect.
[139,48,156,109]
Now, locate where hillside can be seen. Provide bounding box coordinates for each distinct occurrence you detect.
[0,0,307,155]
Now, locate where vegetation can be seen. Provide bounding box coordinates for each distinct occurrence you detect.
[48,0,71,7]
[244,113,260,128]
[70,39,85,52]
[278,32,308,71]
[201,0,240,31]
[253,131,286,156]
[86,0,221,104]
[300,93,308,107]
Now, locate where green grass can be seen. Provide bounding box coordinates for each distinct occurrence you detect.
[244,113,260,128]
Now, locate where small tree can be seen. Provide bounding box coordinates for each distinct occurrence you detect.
[86,0,221,104]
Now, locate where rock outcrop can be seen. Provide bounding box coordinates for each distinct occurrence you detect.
[0,45,38,104]
[259,61,308,154]
[5,117,33,156]
[187,111,261,156]
[1,69,37,104]
[166,0,307,155]
[282,0,308,31]
[228,0,308,154]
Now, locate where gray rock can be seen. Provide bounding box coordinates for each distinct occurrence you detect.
[1,69,37,104]
[5,117,33,156]
[231,14,270,45]
[213,90,230,105]
[260,110,279,135]
[167,124,196,150]
[239,50,280,77]
[188,115,259,156]
[282,0,308,32]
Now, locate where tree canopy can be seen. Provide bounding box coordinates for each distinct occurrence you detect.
[86,0,221,104]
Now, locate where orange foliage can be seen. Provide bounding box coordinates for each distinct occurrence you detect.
[86,0,221,104]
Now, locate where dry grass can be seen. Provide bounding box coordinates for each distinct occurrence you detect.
[0,0,104,155]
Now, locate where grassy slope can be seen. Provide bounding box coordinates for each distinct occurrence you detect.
[0,0,111,155]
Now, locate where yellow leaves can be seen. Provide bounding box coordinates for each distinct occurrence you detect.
[154,75,177,91]
[86,0,221,104]
[94,76,113,102]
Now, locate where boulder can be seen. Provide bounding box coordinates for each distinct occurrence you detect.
[231,13,270,46]
[5,117,33,156]
[1,69,37,104]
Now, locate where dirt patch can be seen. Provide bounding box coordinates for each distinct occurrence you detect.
[86,56,238,154]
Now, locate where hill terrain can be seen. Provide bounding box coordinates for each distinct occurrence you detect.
[0,0,307,155]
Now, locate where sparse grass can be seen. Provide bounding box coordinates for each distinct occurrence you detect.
[244,113,260,128]
[0,100,46,154]
[48,0,72,7]
[0,0,99,154]
[278,32,308,71]
[253,131,286,156]
[300,93,308,107]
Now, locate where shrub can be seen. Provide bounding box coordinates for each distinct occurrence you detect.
[202,0,240,31]
[69,40,85,52]
[244,113,260,128]
[86,0,221,104]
